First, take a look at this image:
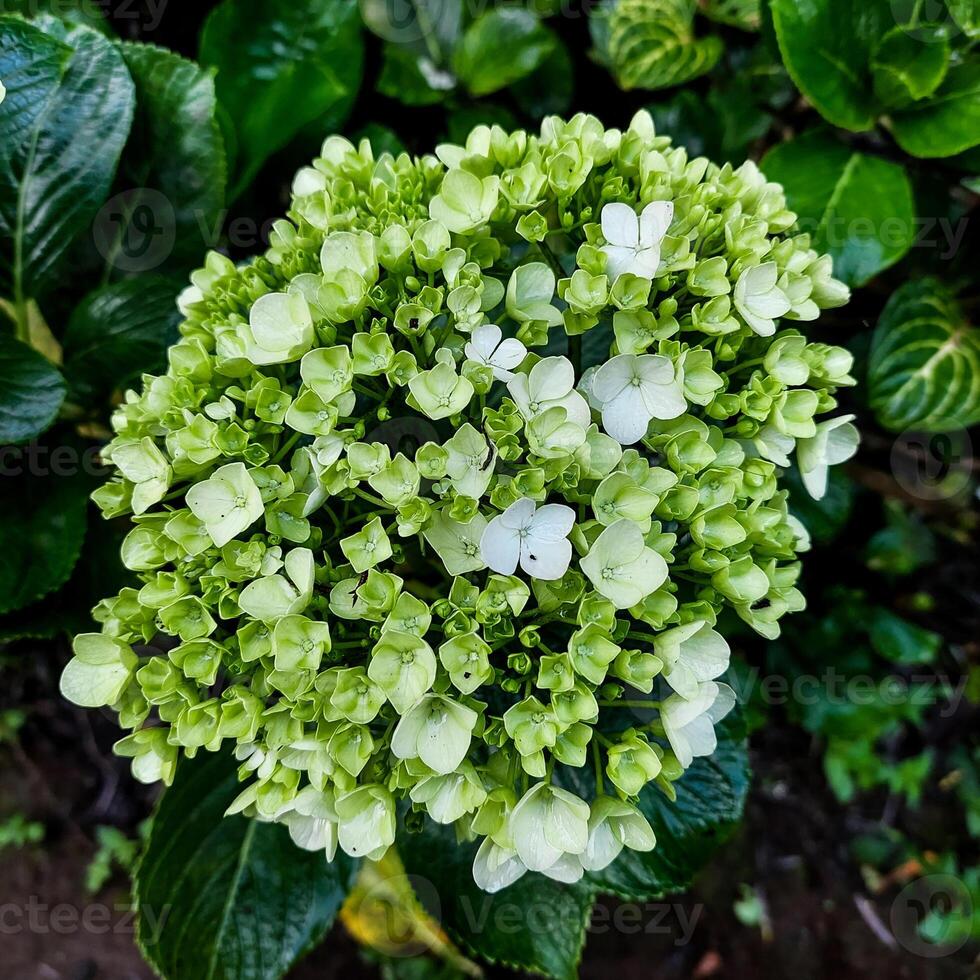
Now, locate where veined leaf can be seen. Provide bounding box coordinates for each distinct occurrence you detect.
[770,0,890,131]
[868,278,980,433]
[0,17,134,301]
[0,436,90,614]
[94,42,226,277]
[761,128,914,286]
[135,749,358,980]
[591,0,723,92]
[0,333,64,444]
[62,276,182,404]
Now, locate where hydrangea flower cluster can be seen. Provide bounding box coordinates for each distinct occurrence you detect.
[61,112,857,892]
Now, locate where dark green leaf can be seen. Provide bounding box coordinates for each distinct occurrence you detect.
[868,607,942,665]
[591,0,723,91]
[512,41,574,119]
[891,61,980,158]
[761,128,915,286]
[0,333,65,443]
[868,278,980,432]
[199,0,364,197]
[377,42,452,107]
[360,0,463,62]
[0,442,90,614]
[563,715,749,900]
[135,749,358,980]
[0,17,134,300]
[870,26,949,108]
[62,276,182,404]
[770,0,890,130]
[398,821,594,980]
[94,42,226,277]
[454,9,556,97]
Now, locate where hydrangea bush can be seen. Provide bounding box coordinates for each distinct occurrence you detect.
[61,111,858,892]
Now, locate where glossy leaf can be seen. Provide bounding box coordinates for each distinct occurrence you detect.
[562,715,749,900]
[761,129,914,286]
[199,0,364,196]
[868,278,980,432]
[0,446,89,614]
[770,0,890,130]
[0,17,134,300]
[135,749,358,980]
[891,61,980,158]
[870,26,950,108]
[398,821,595,980]
[591,0,723,92]
[97,42,226,276]
[0,334,65,444]
[62,276,182,404]
[454,8,556,97]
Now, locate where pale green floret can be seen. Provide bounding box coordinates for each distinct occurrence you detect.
[63,111,855,891]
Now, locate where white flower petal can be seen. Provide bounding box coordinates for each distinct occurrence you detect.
[520,537,571,581]
[480,518,522,575]
[601,388,651,445]
[528,503,576,542]
[638,200,674,247]
[499,496,536,530]
[592,354,637,403]
[600,202,639,248]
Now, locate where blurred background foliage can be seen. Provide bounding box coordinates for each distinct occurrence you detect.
[0,0,977,976]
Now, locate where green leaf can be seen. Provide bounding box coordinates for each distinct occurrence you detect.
[592,0,723,91]
[700,0,761,31]
[761,128,914,286]
[95,42,226,277]
[377,43,453,107]
[868,278,980,432]
[770,0,890,130]
[135,749,358,980]
[891,61,980,158]
[360,0,463,61]
[454,9,556,97]
[62,276,182,404]
[868,607,942,665]
[199,0,364,197]
[512,40,574,119]
[564,715,749,900]
[398,822,595,980]
[0,333,65,443]
[0,17,134,301]
[0,445,89,614]
[870,26,949,108]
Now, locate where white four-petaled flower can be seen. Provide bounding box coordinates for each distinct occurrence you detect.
[480,497,575,581]
[590,353,687,444]
[464,323,527,381]
[600,201,674,281]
